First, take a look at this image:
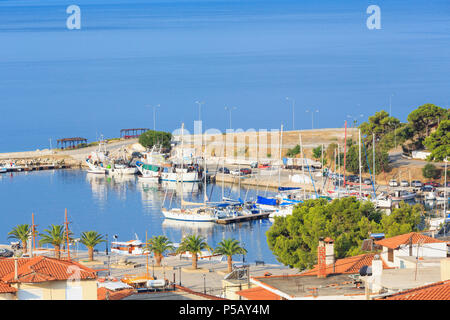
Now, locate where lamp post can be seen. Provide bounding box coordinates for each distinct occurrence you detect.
[224,106,237,130]
[147,104,160,131]
[347,114,364,128]
[306,109,319,129]
[286,97,295,130]
[152,258,155,278]
[202,274,206,294]
[195,101,205,122]
[389,93,395,116]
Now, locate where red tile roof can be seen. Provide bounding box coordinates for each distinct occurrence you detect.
[97,287,135,300]
[376,280,450,300]
[375,232,445,250]
[300,253,390,276]
[0,256,97,284]
[236,286,282,300]
[0,282,16,293]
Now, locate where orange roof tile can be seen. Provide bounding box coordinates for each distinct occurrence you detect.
[0,256,97,284]
[0,282,16,293]
[97,287,135,300]
[236,286,282,300]
[376,280,450,300]
[375,232,444,250]
[300,253,390,276]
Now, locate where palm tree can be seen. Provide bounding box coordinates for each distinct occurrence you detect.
[39,225,70,259]
[145,235,174,267]
[214,238,247,273]
[80,231,105,261]
[8,224,31,254]
[176,235,211,270]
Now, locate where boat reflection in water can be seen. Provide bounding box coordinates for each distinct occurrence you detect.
[162,219,215,238]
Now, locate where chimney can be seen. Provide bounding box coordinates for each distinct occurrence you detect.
[14,256,18,281]
[370,254,383,293]
[324,237,335,267]
[317,237,327,278]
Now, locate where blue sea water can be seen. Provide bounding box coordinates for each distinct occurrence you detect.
[0,0,449,152]
[0,169,279,264]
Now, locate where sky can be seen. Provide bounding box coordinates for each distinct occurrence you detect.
[0,0,449,152]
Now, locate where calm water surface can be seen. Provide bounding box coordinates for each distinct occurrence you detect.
[0,169,279,264]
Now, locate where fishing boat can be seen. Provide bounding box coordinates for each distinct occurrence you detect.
[391,190,416,201]
[0,167,6,173]
[85,159,107,174]
[136,161,160,181]
[1,161,23,172]
[373,192,392,208]
[160,167,200,182]
[111,239,145,256]
[425,191,437,201]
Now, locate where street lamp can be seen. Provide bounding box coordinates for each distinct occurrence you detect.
[224,106,237,130]
[347,114,364,128]
[195,101,205,122]
[202,274,206,294]
[389,93,395,116]
[306,109,319,129]
[147,104,160,131]
[286,97,295,130]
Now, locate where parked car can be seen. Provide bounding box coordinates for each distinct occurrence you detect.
[258,164,271,169]
[0,248,13,258]
[347,175,359,182]
[240,168,252,175]
[389,179,399,187]
[400,180,410,187]
[230,169,242,176]
[218,167,230,174]
[421,185,435,192]
[424,181,441,188]
[411,180,422,187]
[363,178,372,185]
[250,162,258,168]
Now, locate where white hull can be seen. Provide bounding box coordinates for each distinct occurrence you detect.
[161,171,200,182]
[375,198,392,208]
[107,167,137,175]
[391,193,416,201]
[266,206,293,218]
[162,208,218,222]
[425,192,437,200]
[138,175,159,182]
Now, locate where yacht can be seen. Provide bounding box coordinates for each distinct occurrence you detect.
[391,190,416,201]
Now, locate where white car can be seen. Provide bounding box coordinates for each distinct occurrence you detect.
[389,180,399,187]
[230,169,242,176]
[400,180,409,187]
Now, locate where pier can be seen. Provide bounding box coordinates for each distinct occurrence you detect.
[215,212,271,224]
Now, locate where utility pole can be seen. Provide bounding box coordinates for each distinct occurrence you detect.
[414,239,425,281]
[64,208,71,261]
[359,129,362,199]
[373,133,376,189]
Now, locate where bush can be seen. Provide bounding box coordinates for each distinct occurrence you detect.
[422,163,441,179]
[138,130,172,150]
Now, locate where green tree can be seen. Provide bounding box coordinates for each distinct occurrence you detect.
[213,238,247,273]
[39,225,71,259]
[286,144,300,157]
[80,231,105,261]
[266,198,383,271]
[8,224,31,254]
[380,202,422,238]
[345,145,389,174]
[407,104,448,139]
[176,235,212,270]
[424,120,450,162]
[422,163,441,179]
[138,130,172,150]
[359,110,400,142]
[145,235,174,267]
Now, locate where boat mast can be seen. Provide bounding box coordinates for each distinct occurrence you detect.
[278,124,283,192]
[203,129,207,206]
[181,123,184,210]
[338,144,341,199]
[299,133,306,200]
[359,128,362,199]
[343,121,348,187]
[373,133,376,190]
[321,144,324,195]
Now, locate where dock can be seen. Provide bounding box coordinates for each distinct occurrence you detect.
[3,164,73,173]
[215,212,271,224]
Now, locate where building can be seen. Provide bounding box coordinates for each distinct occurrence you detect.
[375,280,450,300]
[375,232,447,268]
[0,256,98,300]
[237,237,390,300]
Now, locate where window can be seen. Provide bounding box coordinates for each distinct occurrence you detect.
[388,248,394,262]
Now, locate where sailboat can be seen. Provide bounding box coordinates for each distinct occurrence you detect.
[161,123,226,222]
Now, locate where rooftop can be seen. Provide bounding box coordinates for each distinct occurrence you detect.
[375,232,445,250]
[375,280,450,300]
[252,273,364,299]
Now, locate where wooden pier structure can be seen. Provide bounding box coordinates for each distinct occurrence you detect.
[215,212,270,225]
[120,128,149,139]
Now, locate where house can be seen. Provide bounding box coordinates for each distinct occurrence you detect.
[237,237,390,300]
[0,256,98,300]
[375,280,450,300]
[375,232,447,268]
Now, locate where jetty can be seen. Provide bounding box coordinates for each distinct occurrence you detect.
[215,212,271,224]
